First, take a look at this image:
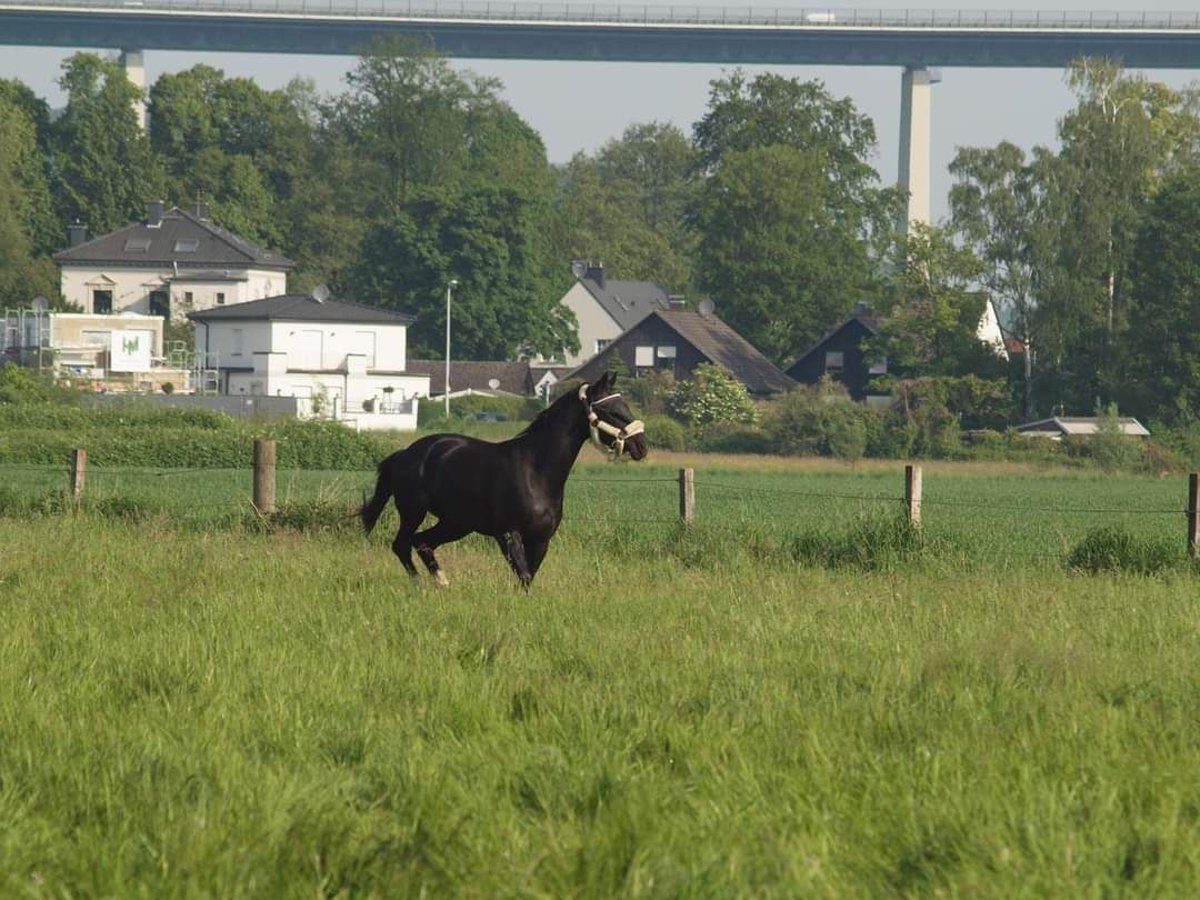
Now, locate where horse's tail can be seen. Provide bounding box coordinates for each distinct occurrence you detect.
[359,460,392,535]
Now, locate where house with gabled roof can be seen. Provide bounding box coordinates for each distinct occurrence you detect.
[54,201,294,323]
[557,261,674,368]
[786,305,886,401]
[188,290,428,431]
[567,306,795,397]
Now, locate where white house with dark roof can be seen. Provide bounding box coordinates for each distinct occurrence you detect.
[557,262,674,368]
[54,201,294,322]
[188,291,429,431]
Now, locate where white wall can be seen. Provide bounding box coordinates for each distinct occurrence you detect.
[268,321,406,372]
[61,266,288,321]
[560,281,621,368]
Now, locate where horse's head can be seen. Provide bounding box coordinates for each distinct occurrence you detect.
[581,372,647,461]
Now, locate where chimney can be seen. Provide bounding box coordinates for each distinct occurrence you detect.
[584,261,606,290]
[193,199,209,220]
[147,200,163,228]
[67,221,88,248]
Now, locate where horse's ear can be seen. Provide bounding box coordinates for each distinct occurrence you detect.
[597,370,614,392]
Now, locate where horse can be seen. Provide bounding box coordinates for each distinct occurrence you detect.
[359,371,647,587]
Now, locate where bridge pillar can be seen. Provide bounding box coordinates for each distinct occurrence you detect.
[119,49,148,132]
[897,66,940,234]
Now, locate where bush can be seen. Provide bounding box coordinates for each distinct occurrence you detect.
[669,364,758,428]
[643,414,686,452]
[416,393,533,427]
[790,515,946,571]
[1066,526,1178,575]
[693,422,773,455]
[764,380,871,461]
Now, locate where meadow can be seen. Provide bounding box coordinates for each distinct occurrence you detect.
[2,455,1199,897]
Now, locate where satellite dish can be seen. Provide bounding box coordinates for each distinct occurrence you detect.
[698,298,716,316]
[310,284,330,303]
[31,296,48,312]
[571,260,586,279]
[488,378,501,390]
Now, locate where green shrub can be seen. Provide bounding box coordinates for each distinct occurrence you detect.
[1066,526,1178,575]
[643,414,686,452]
[416,393,532,426]
[693,422,773,455]
[764,380,871,461]
[670,364,758,428]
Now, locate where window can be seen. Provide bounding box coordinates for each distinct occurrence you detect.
[149,291,170,318]
[231,328,244,357]
[216,292,225,305]
[595,338,611,354]
[123,238,151,252]
[655,345,677,372]
[824,351,844,374]
[92,290,112,314]
[183,291,194,305]
[634,346,654,368]
[173,238,200,252]
[868,356,888,375]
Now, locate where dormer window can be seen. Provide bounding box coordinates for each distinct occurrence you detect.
[174,238,200,252]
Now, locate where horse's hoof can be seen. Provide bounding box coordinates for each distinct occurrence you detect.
[435,571,450,587]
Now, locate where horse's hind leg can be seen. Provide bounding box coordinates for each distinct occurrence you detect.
[413,520,470,587]
[391,497,427,578]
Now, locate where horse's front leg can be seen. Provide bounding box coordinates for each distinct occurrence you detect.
[498,531,533,588]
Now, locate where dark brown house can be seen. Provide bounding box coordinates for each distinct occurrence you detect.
[786,309,886,400]
[566,307,794,397]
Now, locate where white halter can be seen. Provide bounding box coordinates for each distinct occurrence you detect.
[579,383,645,459]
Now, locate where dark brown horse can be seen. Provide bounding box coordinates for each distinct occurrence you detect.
[360,372,646,586]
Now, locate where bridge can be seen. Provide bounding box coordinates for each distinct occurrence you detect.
[3,1,1199,225]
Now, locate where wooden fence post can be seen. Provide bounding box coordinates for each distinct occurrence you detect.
[1188,473,1199,559]
[679,467,695,525]
[905,464,922,527]
[70,448,87,504]
[253,439,276,515]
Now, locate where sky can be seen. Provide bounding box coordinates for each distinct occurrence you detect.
[3,1,1200,223]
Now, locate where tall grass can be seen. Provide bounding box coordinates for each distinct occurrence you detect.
[2,518,1200,896]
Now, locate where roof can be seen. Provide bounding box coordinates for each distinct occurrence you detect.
[406,359,544,396]
[578,277,672,330]
[1016,416,1150,437]
[568,308,794,395]
[654,309,795,394]
[187,294,414,325]
[54,206,294,271]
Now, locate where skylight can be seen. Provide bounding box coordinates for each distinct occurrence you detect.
[123,238,152,252]
[174,238,200,253]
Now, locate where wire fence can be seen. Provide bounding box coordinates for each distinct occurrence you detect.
[3,444,1198,566]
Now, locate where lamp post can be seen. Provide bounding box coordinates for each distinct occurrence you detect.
[444,278,458,417]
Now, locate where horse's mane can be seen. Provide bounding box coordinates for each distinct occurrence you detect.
[511,386,580,441]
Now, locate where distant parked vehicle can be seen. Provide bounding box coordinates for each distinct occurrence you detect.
[804,12,836,24]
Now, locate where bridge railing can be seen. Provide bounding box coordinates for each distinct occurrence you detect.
[7,0,1200,30]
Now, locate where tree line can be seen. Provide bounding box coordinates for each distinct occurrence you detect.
[3,40,1200,429]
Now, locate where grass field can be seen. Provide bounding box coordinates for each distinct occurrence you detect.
[2,458,1199,896]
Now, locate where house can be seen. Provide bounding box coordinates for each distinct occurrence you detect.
[188,291,429,431]
[567,306,795,397]
[557,262,674,368]
[406,359,568,401]
[786,306,886,401]
[0,307,184,391]
[54,201,294,322]
[1016,417,1150,439]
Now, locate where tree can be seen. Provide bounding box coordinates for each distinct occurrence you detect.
[1124,171,1200,422]
[0,97,60,308]
[669,363,758,428]
[693,144,876,362]
[949,141,1059,418]
[690,71,903,362]
[51,53,162,236]
[344,184,574,360]
[872,223,999,379]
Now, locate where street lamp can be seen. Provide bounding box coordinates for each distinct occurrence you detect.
[444,278,458,417]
